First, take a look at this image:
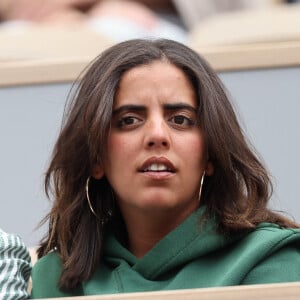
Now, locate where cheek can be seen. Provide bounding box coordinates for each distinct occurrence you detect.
[180,134,206,166]
[108,136,124,153]
[107,135,136,167]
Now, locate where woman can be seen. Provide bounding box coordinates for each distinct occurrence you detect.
[31,39,300,298]
[0,229,31,299]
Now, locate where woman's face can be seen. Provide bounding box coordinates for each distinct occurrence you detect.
[97,61,212,220]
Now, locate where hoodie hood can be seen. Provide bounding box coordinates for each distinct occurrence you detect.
[103,206,239,280]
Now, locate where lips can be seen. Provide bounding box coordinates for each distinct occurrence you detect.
[139,157,176,173]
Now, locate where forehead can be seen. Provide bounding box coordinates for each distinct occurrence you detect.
[114,61,196,107]
[119,60,190,85]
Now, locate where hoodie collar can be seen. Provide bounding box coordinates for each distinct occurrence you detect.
[104,206,239,280]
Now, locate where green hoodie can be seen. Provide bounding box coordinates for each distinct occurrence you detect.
[31,207,300,298]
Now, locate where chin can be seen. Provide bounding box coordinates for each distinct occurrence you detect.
[137,197,189,213]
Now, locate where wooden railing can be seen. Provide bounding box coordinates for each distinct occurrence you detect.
[35,282,300,300]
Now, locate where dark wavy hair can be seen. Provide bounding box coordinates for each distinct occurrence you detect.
[37,38,299,291]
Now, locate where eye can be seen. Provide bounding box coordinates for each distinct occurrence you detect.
[169,115,195,128]
[117,116,141,128]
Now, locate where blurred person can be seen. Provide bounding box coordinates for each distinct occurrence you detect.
[0,0,186,42]
[1,0,279,43]
[0,0,281,33]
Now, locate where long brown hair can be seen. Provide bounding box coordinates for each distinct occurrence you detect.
[38,38,298,291]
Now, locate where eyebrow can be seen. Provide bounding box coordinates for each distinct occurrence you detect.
[112,103,197,115]
[112,105,145,116]
[164,103,197,113]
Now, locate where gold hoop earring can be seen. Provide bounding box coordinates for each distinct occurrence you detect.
[198,171,205,202]
[86,176,99,218]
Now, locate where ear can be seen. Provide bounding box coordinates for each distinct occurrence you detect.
[205,161,214,176]
[92,164,104,179]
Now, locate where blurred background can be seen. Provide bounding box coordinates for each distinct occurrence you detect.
[0,0,300,247]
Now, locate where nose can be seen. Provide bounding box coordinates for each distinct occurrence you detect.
[144,118,170,150]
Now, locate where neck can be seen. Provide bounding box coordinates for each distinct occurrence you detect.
[121,205,198,258]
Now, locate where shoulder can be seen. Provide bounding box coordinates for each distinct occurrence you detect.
[0,229,31,275]
[241,223,300,284]
[0,229,31,299]
[0,228,30,256]
[33,250,62,271]
[249,223,300,248]
[0,228,31,269]
[31,251,62,293]
[239,223,300,257]
[31,251,76,298]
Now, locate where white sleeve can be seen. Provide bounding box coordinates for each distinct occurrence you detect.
[0,229,32,300]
